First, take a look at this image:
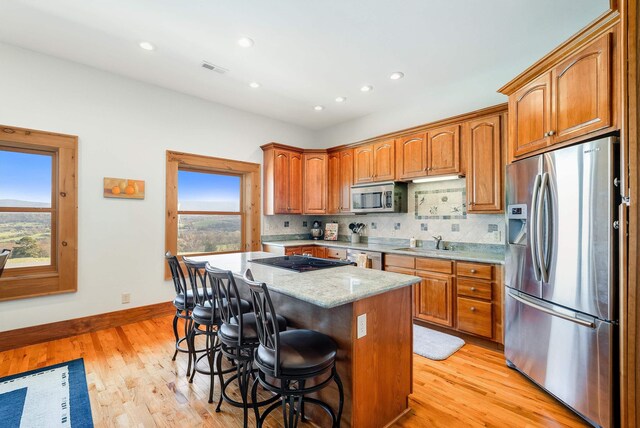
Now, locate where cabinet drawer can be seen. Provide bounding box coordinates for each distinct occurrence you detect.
[284,246,302,255]
[457,278,492,301]
[301,246,316,256]
[457,297,492,338]
[325,248,347,259]
[457,262,493,280]
[415,257,453,274]
[385,254,415,269]
[384,266,416,275]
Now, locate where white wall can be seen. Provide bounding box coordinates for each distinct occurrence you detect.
[315,68,508,148]
[0,43,316,331]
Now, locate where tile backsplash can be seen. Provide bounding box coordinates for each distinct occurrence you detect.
[262,179,505,245]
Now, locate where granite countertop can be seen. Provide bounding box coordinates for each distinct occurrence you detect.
[188,251,421,309]
[262,239,505,265]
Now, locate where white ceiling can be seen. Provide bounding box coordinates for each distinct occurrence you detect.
[0,0,609,130]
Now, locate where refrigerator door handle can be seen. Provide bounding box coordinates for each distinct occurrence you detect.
[508,291,596,328]
[530,174,542,281]
[536,172,550,283]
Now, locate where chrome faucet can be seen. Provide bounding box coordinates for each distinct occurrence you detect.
[432,235,443,250]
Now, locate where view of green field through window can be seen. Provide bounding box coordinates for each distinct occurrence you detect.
[0,149,53,268]
[177,170,242,254]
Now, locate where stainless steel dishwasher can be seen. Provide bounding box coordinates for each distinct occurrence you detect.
[346,249,383,270]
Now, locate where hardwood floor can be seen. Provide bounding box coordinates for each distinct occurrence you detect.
[0,315,588,427]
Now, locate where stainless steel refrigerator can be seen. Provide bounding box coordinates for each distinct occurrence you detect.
[505,136,620,428]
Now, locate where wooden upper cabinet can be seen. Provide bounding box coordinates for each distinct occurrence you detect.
[339,149,354,212]
[354,145,374,184]
[302,152,327,214]
[504,27,616,162]
[372,140,395,181]
[396,133,426,180]
[354,141,394,183]
[509,72,552,159]
[327,151,341,214]
[327,148,353,213]
[263,145,304,215]
[287,151,303,214]
[465,115,503,213]
[426,124,460,175]
[552,32,611,143]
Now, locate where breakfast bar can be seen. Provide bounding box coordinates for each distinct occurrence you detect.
[190,251,421,428]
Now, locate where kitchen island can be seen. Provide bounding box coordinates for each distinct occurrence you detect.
[189,251,421,428]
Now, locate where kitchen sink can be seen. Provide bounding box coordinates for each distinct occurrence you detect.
[393,247,452,252]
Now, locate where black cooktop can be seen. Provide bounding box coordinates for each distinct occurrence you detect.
[249,255,352,272]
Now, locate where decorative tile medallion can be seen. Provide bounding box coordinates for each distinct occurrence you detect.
[415,187,467,220]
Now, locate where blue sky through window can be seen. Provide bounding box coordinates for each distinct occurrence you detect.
[0,149,52,207]
[178,170,241,211]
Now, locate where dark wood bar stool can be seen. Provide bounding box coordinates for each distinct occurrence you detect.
[206,265,286,428]
[242,269,344,428]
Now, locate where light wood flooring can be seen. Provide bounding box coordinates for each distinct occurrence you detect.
[0,315,589,427]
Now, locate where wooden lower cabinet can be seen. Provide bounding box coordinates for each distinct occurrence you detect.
[414,272,454,327]
[385,254,502,343]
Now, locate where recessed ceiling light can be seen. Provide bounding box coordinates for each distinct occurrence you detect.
[314,105,324,111]
[390,71,405,80]
[360,85,373,92]
[139,41,155,51]
[249,82,261,88]
[335,96,347,103]
[237,37,254,48]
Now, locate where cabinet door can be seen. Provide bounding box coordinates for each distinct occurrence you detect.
[552,32,611,143]
[354,144,374,184]
[303,153,327,214]
[427,125,460,175]
[314,246,327,258]
[273,150,291,214]
[373,140,395,181]
[339,149,354,212]
[327,152,341,214]
[465,115,502,213]
[396,133,426,180]
[414,272,454,327]
[288,152,303,213]
[509,72,552,158]
[285,246,302,256]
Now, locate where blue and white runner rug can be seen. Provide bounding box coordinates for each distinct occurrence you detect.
[0,358,93,428]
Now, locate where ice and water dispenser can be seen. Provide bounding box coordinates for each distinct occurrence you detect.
[507,204,528,245]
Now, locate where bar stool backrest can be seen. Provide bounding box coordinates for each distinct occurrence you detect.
[165,251,190,309]
[206,265,244,346]
[0,249,10,277]
[240,269,282,376]
[182,258,212,307]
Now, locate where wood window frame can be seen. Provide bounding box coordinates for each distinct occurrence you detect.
[165,151,261,279]
[0,125,78,301]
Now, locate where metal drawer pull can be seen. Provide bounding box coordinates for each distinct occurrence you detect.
[470,269,477,273]
[508,291,596,328]
[470,287,476,291]
[470,307,476,312]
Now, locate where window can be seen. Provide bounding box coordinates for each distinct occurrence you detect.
[0,125,78,301]
[177,170,242,254]
[165,151,260,278]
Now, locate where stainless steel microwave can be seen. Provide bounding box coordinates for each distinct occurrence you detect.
[350,181,407,213]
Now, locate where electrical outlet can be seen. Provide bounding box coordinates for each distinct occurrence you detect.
[121,292,131,304]
[357,313,367,339]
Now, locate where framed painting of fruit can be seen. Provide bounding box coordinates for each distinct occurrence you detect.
[103,177,145,199]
